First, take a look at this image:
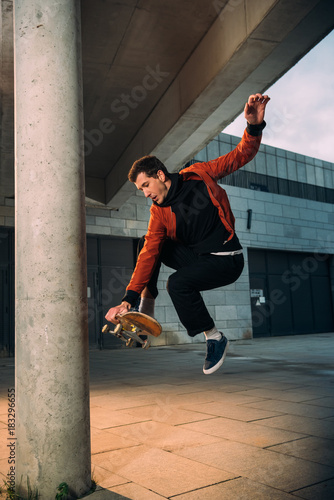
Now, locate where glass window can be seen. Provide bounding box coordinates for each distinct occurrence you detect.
[219,141,232,156]
[207,140,219,159]
[255,152,266,175]
[266,154,277,178]
[287,159,297,181]
[277,156,288,179]
[194,148,207,162]
[296,161,307,183]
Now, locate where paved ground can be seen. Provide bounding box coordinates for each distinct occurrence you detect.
[1,333,334,499]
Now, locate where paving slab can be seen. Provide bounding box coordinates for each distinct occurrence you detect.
[240,399,334,419]
[304,396,334,408]
[180,399,283,421]
[117,404,215,426]
[92,445,235,497]
[109,482,168,500]
[175,439,334,491]
[268,436,334,467]
[251,413,334,439]
[90,406,151,430]
[90,393,167,411]
[180,416,306,448]
[91,464,129,490]
[146,390,218,407]
[291,477,334,500]
[168,476,299,500]
[234,387,333,403]
[197,389,267,405]
[86,489,130,500]
[90,428,140,455]
[108,420,222,452]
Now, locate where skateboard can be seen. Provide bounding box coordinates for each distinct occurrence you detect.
[102,311,162,349]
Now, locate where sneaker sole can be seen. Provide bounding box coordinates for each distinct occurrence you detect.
[203,340,230,375]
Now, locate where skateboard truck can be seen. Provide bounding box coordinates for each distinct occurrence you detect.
[102,311,162,349]
[102,322,151,349]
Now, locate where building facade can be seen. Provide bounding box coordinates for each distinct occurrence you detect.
[1,132,334,354]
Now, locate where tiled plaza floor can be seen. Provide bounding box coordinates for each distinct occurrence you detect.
[1,333,334,499]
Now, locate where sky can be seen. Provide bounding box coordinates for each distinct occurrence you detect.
[224,29,334,164]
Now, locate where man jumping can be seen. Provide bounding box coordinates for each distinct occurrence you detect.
[105,93,270,374]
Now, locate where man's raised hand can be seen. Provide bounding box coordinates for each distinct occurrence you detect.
[244,93,270,125]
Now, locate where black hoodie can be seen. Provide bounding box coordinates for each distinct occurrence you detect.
[154,173,242,253]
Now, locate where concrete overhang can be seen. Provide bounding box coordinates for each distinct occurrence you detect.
[1,0,334,206]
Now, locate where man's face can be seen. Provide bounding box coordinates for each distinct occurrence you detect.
[135,171,170,205]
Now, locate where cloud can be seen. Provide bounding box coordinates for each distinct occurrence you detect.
[224,30,334,163]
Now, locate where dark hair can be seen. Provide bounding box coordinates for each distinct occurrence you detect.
[128,155,170,183]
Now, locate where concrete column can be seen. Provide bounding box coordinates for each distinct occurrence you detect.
[14,1,91,498]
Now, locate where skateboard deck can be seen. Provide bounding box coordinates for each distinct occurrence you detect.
[102,311,162,349]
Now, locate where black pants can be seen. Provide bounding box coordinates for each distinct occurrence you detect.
[138,237,244,337]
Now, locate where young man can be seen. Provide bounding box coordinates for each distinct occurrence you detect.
[106,93,270,374]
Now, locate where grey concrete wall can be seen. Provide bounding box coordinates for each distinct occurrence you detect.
[223,184,333,339]
[86,190,149,239]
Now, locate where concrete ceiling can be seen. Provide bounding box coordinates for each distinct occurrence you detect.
[1,0,334,207]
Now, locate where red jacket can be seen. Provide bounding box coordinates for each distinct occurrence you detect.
[126,128,262,298]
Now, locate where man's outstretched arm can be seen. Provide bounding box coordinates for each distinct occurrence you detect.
[185,92,270,180]
[105,208,167,324]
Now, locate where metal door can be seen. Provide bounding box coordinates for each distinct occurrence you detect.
[100,266,133,348]
[86,235,138,348]
[0,228,14,355]
[248,249,333,337]
[0,269,10,354]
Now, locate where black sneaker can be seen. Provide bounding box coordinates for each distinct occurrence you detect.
[203,335,229,375]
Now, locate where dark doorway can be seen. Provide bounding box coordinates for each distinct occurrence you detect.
[248,249,334,337]
[0,230,138,354]
[0,228,14,356]
[87,235,138,348]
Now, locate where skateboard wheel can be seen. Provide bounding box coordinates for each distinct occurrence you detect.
[142,339,151,349]
[114,323,122,335]
[102,324,109,334]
